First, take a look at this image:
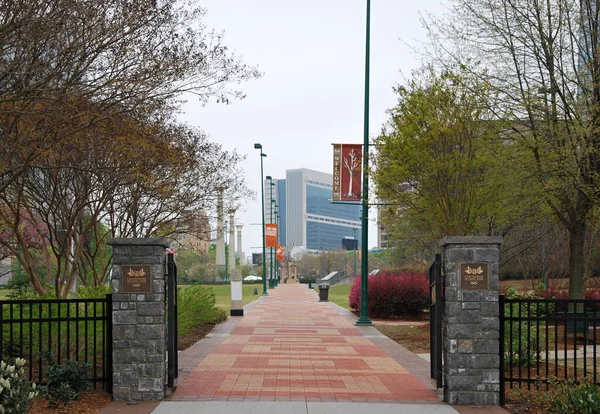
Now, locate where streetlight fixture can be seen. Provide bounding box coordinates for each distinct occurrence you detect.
[356,0,372,325]
[270,198,276,288]
[274,204,279,286]
[266,176,275,289]
[254,143,268,295]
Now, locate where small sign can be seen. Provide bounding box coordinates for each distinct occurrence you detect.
[122,265,152,293]
[460,263,489,291]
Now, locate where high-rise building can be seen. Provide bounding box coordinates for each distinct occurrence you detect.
[266,168,361,252]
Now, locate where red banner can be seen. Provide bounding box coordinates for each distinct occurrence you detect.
[332,144,362,201]
[266,223,277,247]
[276,245,285,261]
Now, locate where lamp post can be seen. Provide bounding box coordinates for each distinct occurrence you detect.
[254,143,268,295]
[266,177,275,289]
[356,0,372,325]
[274,205,279,286]
[353,227,358,278]
[270,198,276,289]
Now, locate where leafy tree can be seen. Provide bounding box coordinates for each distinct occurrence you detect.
[426,0,600,298]
[374,67,523,250]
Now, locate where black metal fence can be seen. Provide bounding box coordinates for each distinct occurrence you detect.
[166,252,178,389]
[500,295,600,404]
[429,253,443,389]
[0,295,112,392]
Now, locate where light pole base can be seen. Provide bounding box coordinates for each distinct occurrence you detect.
[261,292,269,296]
[355,317,372,326]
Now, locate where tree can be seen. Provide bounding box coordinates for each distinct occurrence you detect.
[0,0,261,192]
[0,0,259,297]
[425,0,600,298]
[374,67,523,250]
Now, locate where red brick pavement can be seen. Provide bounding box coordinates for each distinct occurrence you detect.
[167,284,442,403]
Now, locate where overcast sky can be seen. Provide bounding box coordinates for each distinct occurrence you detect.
[180,1,447,260]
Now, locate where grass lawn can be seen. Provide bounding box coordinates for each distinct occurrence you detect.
[179,283,263,312]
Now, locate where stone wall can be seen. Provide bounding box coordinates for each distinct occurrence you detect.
[107,238,168,401]
[440,236,502,405]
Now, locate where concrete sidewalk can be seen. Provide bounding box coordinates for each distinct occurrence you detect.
[101,284,509,414]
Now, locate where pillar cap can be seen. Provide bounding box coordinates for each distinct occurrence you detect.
[439,236,503,247]
[107,238,170,248]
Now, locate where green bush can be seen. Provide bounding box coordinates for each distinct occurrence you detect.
[77,284,111,299]
[0,358,39,413]
[543,378,600,414]
[177,285,227,336]
[42,350,90,407]
[503,287,553,367]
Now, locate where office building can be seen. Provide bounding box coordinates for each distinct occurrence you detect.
[266,168,361,253]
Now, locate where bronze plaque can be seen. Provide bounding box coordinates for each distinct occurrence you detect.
[460,263,489,291]
[122,265,152,293]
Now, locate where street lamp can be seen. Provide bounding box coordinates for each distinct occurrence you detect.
[356,0,372,325]
[270,198,276,288]
[274,205,279,286]
[254,143,268,295]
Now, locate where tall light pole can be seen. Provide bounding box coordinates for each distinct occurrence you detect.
[254,143,268,295]
[353,227,358,278]
[266,176,274,289]
[356,0,372,325]
[269,197,275,288]
[274,205,279,286]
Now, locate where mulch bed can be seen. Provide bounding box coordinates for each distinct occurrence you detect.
[27,322,216,413]
[178,324,215,351]
[28,391,111,414]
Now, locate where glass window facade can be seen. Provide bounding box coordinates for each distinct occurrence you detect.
[306,221,360,251]
[306,185,360,221]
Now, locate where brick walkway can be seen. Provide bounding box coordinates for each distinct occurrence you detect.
[167,284,441,403]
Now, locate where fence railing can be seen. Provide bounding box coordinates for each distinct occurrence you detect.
[500,295,600,404]
[0,295,112,392]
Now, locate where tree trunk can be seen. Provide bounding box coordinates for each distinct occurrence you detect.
[568,219,586,299]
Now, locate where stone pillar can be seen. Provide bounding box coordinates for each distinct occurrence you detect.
[440,236,502,406]
[236,225,243,261]
[215,187,225,279]
[107,238,168,401]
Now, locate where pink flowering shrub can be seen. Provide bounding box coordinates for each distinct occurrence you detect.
[349,270,429,317]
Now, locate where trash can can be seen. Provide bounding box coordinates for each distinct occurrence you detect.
[318,284,329,302]
[308,281,313,289]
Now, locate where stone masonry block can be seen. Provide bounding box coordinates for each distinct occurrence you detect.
[482,370,500,384]
[447,248,475,262]
[113,310,137,325]
[445,287,459,302]
[461,291,481,302]
[458,340,473,353]
[481,317,499,331]
[135,324,164,339]
[462,302,480,310]
[481,291,499,302]
[446,302,462,316]
[138,378,164,392]
[139,363,164,378]
[447,324,478,339]
[480,302,499,316]
[446,375,480,389]
[115,348,147,363]
[112,387,131,401]
[153,281,165,293]
[474,339,499,354]
[474,249,498,262]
